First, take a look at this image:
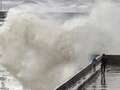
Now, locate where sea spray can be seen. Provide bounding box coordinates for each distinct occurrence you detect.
[0,7,68,90]
[0,0,120,90]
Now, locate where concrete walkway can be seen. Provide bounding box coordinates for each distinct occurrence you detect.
[86,66,120,90]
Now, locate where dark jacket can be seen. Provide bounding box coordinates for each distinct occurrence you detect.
[101,55,107,66]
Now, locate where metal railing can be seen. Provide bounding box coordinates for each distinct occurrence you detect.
[56,56,102,90]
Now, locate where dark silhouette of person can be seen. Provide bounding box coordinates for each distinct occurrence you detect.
[101,54,107,73]
[101,54,107,85]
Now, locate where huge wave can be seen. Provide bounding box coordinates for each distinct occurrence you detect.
[0,0,120,90]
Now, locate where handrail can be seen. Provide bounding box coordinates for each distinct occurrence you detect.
[56,56,102,90]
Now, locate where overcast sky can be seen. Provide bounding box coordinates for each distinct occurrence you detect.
[0,0,95,12]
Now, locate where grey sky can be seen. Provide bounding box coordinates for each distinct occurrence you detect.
[0,0,95,12]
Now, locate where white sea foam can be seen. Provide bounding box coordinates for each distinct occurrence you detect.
[0,0,120,90]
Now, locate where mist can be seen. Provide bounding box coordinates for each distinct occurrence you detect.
[0,0,120,90]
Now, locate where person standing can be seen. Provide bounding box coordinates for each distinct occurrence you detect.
[101,54,107,73]
[101,54,107,85]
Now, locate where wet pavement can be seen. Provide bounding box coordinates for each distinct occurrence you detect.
[86,66,120,90]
